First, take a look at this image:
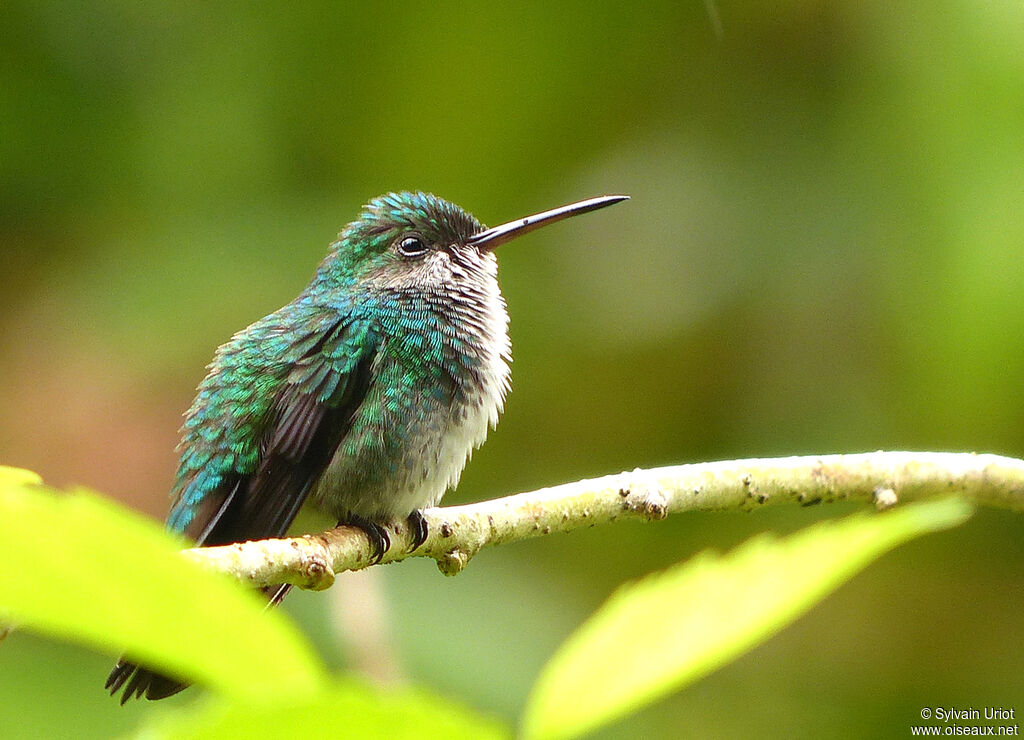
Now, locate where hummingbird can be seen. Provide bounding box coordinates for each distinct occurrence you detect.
[105,191,628,702]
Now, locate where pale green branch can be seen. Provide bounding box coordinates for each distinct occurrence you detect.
[182,451,1024,589]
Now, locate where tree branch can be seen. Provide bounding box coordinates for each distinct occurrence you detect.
[181,451,1024,590]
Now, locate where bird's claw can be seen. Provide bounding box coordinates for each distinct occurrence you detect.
[343,515,391,564]
[407,509,428,552]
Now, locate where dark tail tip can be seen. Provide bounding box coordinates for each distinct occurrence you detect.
[106,659,190,704]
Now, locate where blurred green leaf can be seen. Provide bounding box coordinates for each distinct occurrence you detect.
[0,465,42,486]
[521,498,973,740]
[136,677,509,740]
[0,467,327,700]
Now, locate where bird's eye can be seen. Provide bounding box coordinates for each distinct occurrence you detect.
[396,235,428,258]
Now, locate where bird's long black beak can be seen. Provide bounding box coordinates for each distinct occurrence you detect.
[467,194,629,251]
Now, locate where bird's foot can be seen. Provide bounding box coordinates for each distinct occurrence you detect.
[342,515,391,564]
[406,509,428,552]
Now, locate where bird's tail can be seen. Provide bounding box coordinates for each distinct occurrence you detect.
[105,584,292,703]
[105,660,188,704]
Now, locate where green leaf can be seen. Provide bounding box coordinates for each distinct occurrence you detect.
[0,467,327,699]
[0,465,43,487]
[521,497,973,740]
[136,677,510,739]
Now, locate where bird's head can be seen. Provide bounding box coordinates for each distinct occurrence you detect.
[315,191,628,294]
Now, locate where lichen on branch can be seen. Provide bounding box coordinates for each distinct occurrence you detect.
[181,451,1024,589]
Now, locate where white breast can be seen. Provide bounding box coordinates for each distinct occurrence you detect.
[432,276,511,499]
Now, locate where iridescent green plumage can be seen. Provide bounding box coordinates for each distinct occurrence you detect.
[107,191,627,702]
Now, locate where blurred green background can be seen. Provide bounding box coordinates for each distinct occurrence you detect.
[2,1,1022,737]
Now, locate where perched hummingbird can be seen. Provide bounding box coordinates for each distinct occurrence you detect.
[106,191,628,702]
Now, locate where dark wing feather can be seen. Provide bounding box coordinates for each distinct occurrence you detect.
[107,317,377,702]
[184,318,375,546]
[230,326,375,541]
